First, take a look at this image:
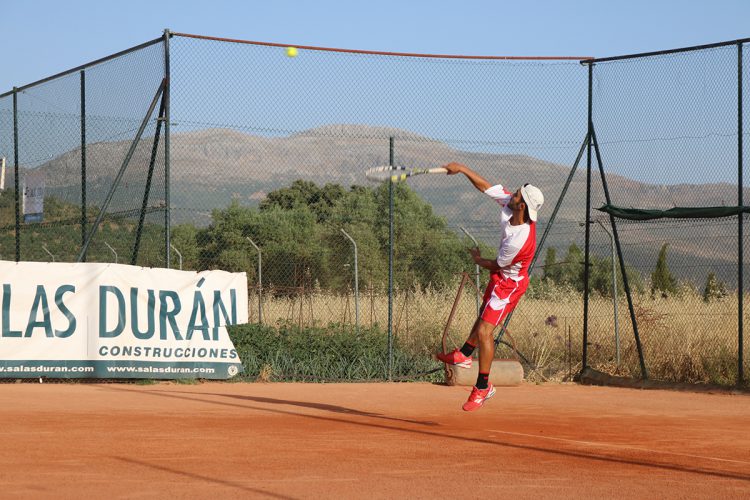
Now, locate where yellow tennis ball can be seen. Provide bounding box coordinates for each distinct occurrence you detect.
[286,46,298,57]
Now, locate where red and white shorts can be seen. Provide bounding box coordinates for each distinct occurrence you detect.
[479,273,528,326]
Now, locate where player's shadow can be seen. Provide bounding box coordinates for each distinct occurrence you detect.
[108,387,750,483]
[199,392,440,427]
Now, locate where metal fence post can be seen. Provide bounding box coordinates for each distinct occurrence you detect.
[247,237,263,324]
[12,87,19,262]
[495,132,589,349]
[590,128,647,379]
[388,137,395,380]
[461,226,481,315]
[340,229,360,334]
[597,220,620,365]
[80,70,87,260]
[582,64,593,373]
[738,42,744,386]
[132,94,166,266]
[164,29,172,269]
[77,80,165,262]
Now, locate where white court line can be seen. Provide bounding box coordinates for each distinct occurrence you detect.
[487,429,750,466]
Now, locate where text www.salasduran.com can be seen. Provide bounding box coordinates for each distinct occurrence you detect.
[0,366,215,374]
[106,366,215,374]
[0,366,95,373]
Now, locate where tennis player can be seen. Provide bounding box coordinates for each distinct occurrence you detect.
[437,162,544,411]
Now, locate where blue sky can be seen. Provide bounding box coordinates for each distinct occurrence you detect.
[3,0,749,92]
[2,0,748,187]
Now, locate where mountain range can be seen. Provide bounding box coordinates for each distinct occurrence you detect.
[5,124,749,285]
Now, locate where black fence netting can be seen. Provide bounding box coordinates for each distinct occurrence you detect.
[0,39,167,267]
[745,42,749,386]
[0,94,14,260]
[586,42,748,386]
[167,34,588,380]
[3,31,747,385]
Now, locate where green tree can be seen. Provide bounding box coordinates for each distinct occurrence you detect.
[651,243,677,297]
[373,182,466,289]
[260,180,346,224]
[204,201,329,288]
[555,243,585,289]
[538,244,644,296]
[589,255,614,297]
[702,272,728,302]
[542,247,557,281]
[588,254,644,297]
[325,186,386,290]
[195,181,471,293]
[170,223,200,270]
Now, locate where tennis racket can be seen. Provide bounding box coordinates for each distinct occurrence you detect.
[365,165,448,183]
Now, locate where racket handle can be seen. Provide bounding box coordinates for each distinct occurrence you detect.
[429,168,448,174]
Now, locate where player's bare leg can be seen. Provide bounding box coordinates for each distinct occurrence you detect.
[436,317,482,368]
[438,318,497,410]
[462,319,496,411]
[475,319,495,374]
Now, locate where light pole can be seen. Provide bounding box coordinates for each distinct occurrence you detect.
[42,244,55,262]
[104,242,118,263]
[596,220,620,365]
[170,244,182,270]
[340,229,359,334]
[246,237,262,324]
[461,226,481,315]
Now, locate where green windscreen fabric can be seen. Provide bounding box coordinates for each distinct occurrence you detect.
[597,204,750,221]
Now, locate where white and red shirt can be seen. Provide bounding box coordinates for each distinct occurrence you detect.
[484,184,537,281]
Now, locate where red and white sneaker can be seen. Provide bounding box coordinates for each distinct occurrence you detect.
[462,384,496,412]
[436,349,472,368]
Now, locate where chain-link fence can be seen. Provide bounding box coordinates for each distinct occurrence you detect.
[2,31,748,385]
[166,33,589,380]
[583,41,749,386]
[0,38,168,267]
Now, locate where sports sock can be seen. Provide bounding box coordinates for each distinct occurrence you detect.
[476,371,490,390]
[459,341,476,357]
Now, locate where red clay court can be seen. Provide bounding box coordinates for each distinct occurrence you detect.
[2,382,749,499]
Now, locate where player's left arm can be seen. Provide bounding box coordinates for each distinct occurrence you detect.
[469,247,502,272]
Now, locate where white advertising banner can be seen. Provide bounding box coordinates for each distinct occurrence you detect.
[0,261,247,379]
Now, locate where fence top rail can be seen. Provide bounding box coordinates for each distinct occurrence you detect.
[172,31,593,61]
[0,36,165,99]
[581,36,750,65]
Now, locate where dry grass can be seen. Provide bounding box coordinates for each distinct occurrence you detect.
[246,282,748,385]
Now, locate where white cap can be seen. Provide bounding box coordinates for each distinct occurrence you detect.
[521,184,544,222]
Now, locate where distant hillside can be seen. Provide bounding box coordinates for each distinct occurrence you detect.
[5,124,749,285]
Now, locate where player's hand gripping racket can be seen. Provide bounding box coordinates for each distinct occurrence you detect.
[365,165,448,183]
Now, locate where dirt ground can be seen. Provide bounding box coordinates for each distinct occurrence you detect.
[1,381,749,499]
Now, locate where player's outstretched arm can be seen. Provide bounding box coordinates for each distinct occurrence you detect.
[442,162,491,192]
